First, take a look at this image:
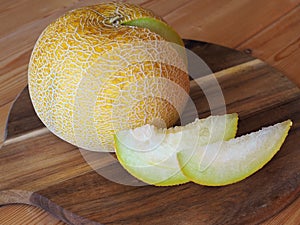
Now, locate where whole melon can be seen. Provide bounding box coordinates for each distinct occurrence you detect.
[28,2,189,151]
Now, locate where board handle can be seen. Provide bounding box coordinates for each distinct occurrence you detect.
[0,90,23,149]
[0,189,101,225]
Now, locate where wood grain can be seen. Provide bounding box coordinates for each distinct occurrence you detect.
[0,204,65,225]
[0,41,299,224]
[237,5,300,87]
[0,0,300,224]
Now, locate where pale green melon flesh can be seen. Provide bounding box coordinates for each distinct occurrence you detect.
[115,113,238,186]
[177,120,292,186]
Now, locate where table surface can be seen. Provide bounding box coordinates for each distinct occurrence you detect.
[0,0,299,224]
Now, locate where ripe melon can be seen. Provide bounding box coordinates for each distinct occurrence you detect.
[115,114,239,186]
[177,120,292,186]
[28,2,189,151]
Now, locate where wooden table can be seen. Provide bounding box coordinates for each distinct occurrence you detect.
[0,0,299,224]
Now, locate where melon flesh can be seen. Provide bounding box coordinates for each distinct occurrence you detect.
[115,113,238,186]
[177,120,292,186]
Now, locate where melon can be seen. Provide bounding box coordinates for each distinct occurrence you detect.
[115,114,239,186]
[177,120,292,186]
[28,2,189,151]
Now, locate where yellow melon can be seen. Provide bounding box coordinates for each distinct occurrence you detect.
[28,2,189,151]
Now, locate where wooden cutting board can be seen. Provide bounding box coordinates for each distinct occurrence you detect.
[0,40,299,225]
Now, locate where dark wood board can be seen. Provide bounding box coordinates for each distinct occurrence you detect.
[0,40,299,225]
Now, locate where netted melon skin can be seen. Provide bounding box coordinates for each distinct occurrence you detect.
[28,2,189,151]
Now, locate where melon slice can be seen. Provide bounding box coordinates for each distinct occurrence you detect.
[177,120,292,186]
[115,113,238,186]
